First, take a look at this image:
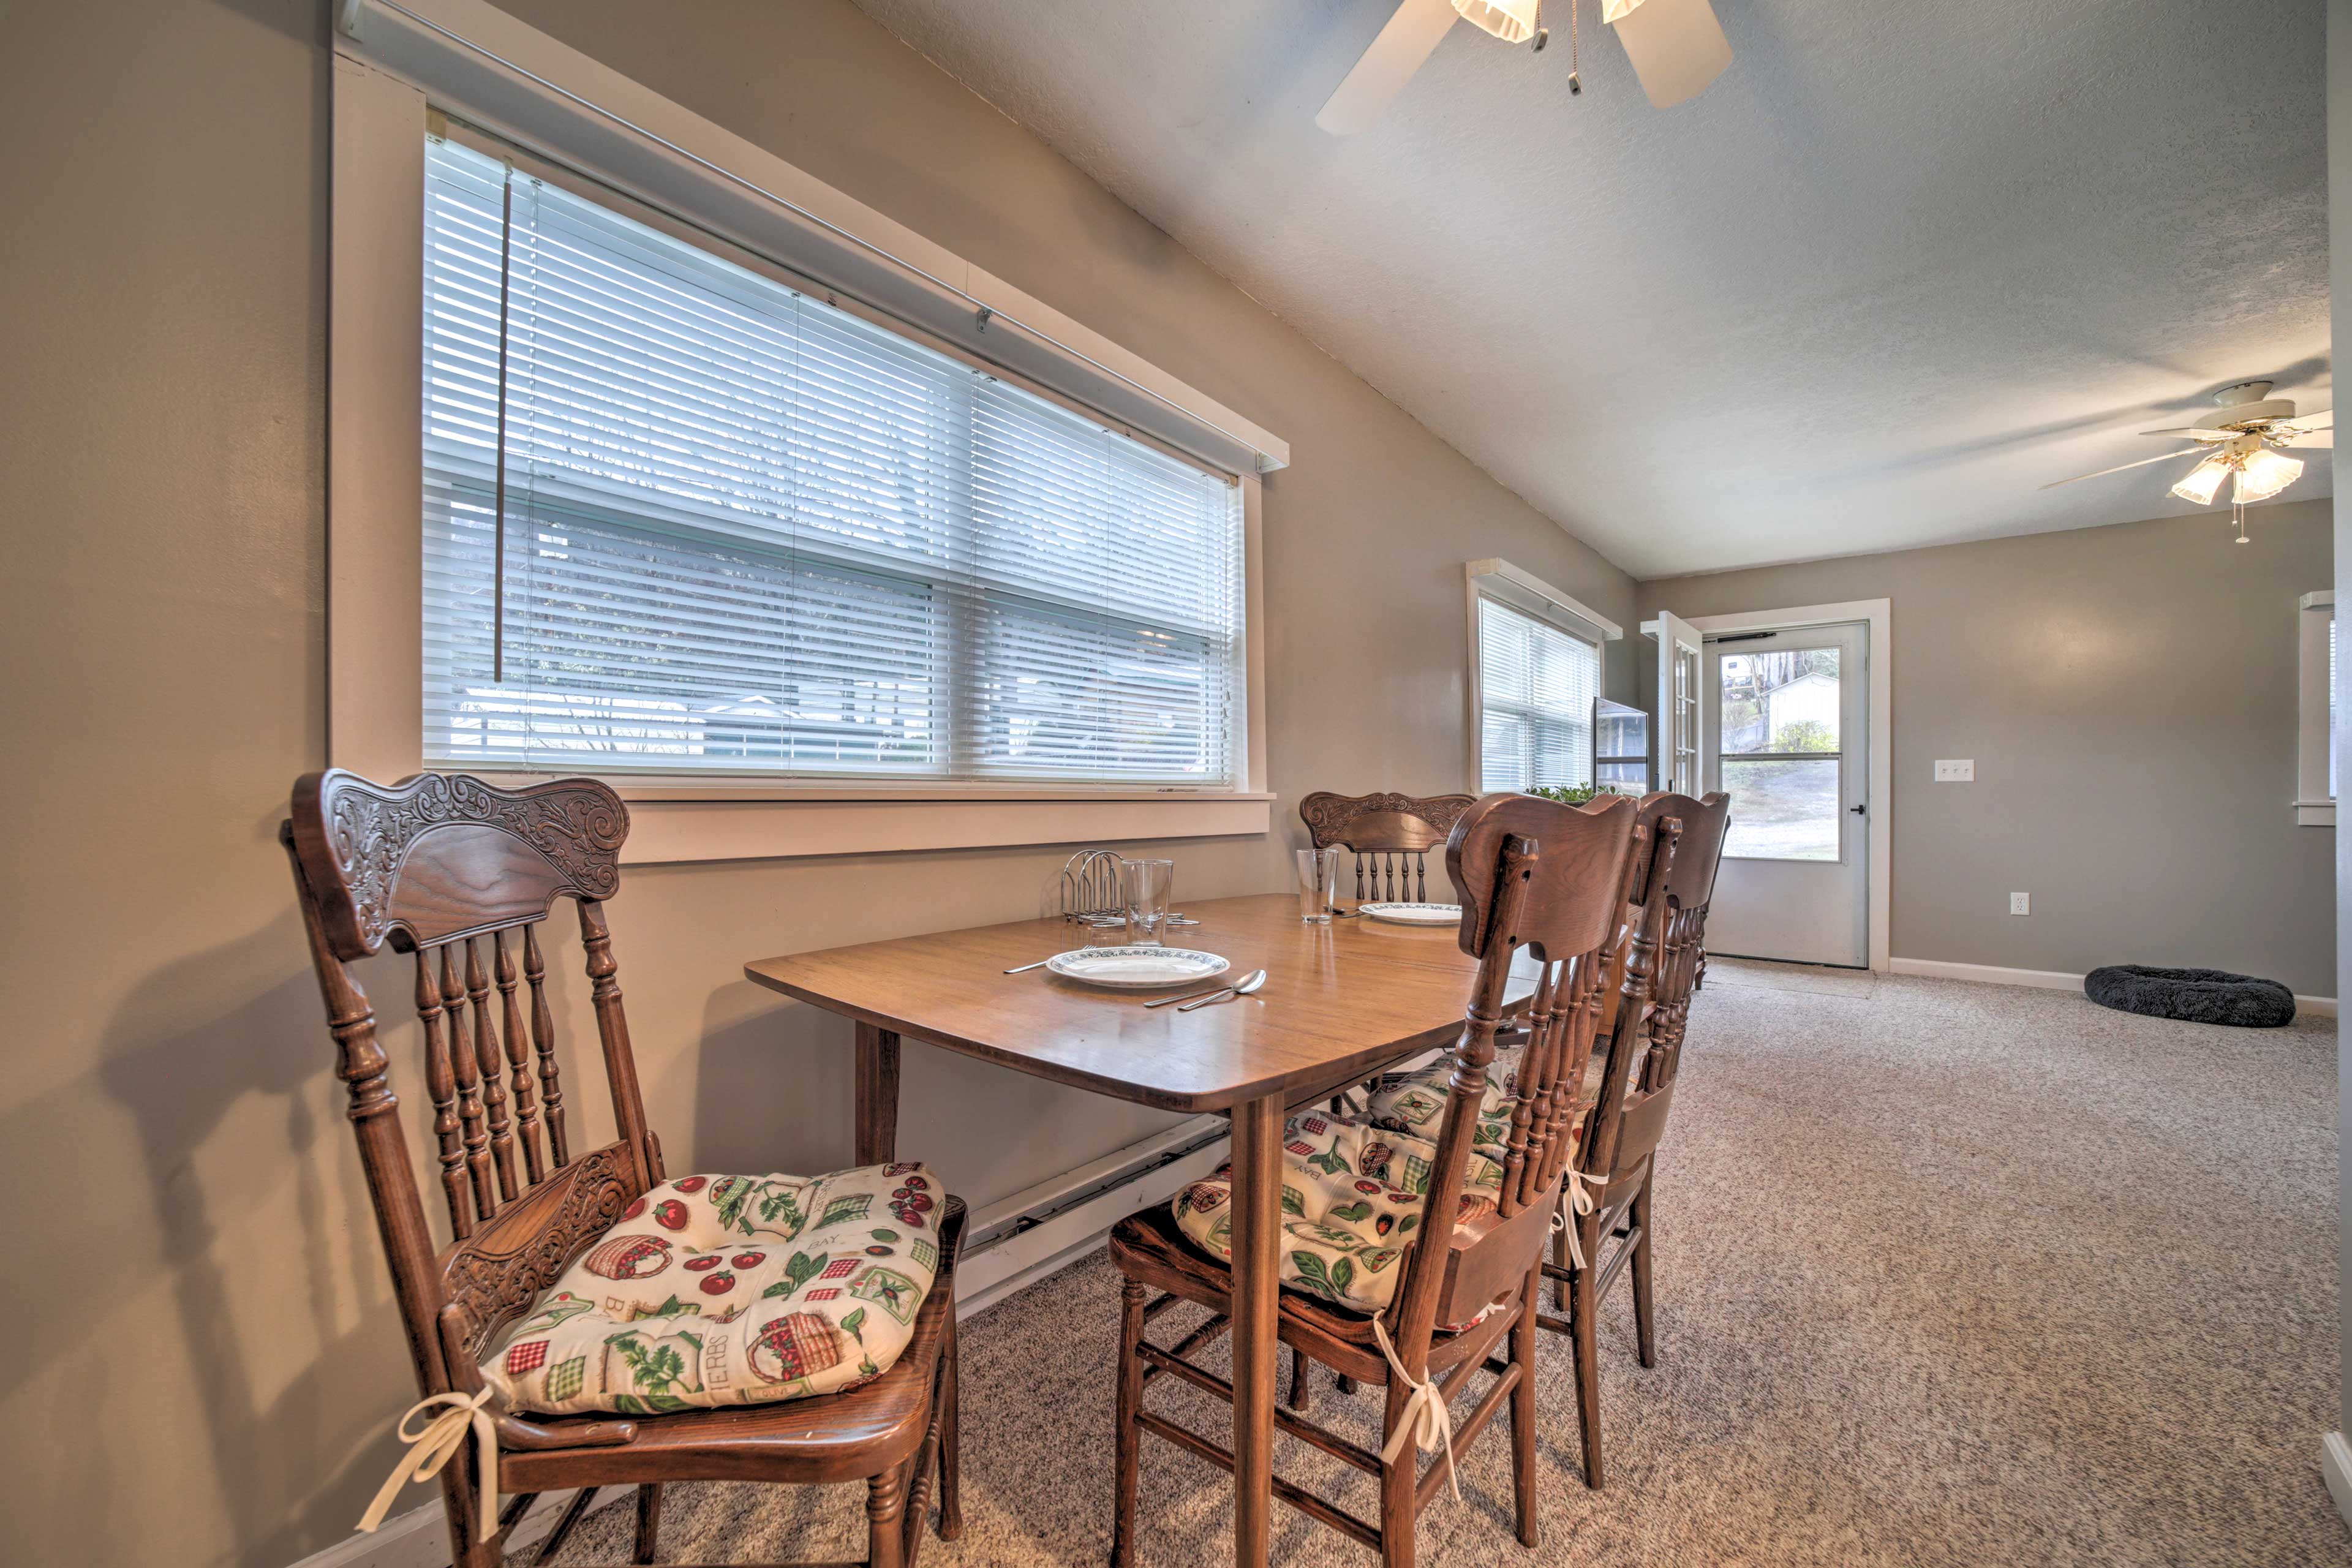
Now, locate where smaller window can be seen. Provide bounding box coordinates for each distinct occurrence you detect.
[2297,590,2334,826]
[1474,595,1600,793]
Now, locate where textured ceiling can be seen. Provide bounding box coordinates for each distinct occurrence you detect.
[849,0,2329,578]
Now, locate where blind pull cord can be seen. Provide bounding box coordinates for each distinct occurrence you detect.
[491,168,515,683]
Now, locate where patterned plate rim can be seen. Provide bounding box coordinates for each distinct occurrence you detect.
[1044,946,1231,989]
[1357,902,1463,925]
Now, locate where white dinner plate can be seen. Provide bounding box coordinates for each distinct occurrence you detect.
[1357,902,1462,927]
[1044,946,1230,989]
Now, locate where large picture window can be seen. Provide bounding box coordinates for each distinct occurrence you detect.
[421,135,1245,786]
[1475,595,1599,793]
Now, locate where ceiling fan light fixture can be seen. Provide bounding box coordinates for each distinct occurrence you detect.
[1452,0,1542,44]
[1599,0,1645,20]
[2168,453,2231,507]
[2232,447,2304,505]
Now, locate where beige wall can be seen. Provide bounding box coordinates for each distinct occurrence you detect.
[0,2,1635,1564]
[1637,501,2335,996]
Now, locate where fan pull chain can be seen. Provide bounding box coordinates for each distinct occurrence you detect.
[2234,502,2250,545]
[1567,0,1583,93]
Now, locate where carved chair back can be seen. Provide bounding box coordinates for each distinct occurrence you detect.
[1581,791,1728,1185]
[1381,793,1641,1361]
[283,771,656,1436]
[1298,791,1477,904]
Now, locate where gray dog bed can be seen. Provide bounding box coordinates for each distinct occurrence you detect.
[2083,965,2296,1028]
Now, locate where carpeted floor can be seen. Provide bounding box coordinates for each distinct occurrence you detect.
[522,974,2342,1566]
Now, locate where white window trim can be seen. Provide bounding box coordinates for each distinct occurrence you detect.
[1463,559,1622,793]
[2298,590,2334,827]
[330,3,1281,861]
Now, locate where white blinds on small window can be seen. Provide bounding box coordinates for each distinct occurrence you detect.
[421,137,1245,785]
[1478,596,1598,792]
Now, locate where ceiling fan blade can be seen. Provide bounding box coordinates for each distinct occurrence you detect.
[2140,425,2236,440]
[1316,0,1459,135]
[1606,0,1733,108]
[2279,409,2334,432]
[2038,448,2207,490]
[2282,429,2334,448]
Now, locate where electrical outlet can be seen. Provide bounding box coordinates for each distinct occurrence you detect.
[2010,892,2030,916]
[1935,759,1975,782]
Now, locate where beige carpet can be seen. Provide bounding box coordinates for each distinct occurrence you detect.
[521,974,2342,1566]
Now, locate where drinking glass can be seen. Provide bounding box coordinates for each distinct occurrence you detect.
[1122,858,1176,948]
[1297,847,1341,924]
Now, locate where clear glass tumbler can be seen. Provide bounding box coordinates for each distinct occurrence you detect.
[1297,847,1341,924]
[1122,858,1176,948]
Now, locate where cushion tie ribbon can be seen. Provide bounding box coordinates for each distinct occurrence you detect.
[356,1386,499,1542]
[1373,1317,1459,1502]
[1550,1164,1600,1270]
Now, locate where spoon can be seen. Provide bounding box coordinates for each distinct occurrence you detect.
[1175,970,1270,1012]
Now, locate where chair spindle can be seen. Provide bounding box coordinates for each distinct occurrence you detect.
[442,942,496,1222]
[494,930,546,1185]
[524,924,570,1169]
[466,936,519,1204]
[415,949,473,1238]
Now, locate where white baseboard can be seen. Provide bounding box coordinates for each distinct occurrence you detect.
[2323,1432,2352,1532]
[1887,956,2337,1017]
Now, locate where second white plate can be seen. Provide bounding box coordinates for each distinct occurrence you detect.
[1357,902,1462,926]
[1045,946,1230,989]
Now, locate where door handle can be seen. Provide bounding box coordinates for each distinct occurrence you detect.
[1849,804,1867,815]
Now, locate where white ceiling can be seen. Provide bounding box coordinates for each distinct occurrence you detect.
[849,0,2329,578]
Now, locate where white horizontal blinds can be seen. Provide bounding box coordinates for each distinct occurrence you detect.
[420,135,1243,783]
[1478,596,1597,792]
[969,382,1242,780]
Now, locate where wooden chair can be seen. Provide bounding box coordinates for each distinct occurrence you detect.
[1298,791,1478,905]
[1540,790,1731,1490]
[1108,793,1643,1567]
[283,770,963,1568]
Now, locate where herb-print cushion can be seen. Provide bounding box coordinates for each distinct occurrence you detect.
[483,1163,944,1416]
[1169,1113,1507,1316]
[1364,1047,1605,1154]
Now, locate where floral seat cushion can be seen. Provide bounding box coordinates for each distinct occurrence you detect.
[1169,1112,1507,1316]
[1363,1047,1609,1153]
[483,1163,944,1416]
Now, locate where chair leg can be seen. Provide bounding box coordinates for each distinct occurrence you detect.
[1110,1277,1148,1568]
[937,1309,964,1540]
[1287,1343,1314,1413]
[633,1482,663,1564]
[1630,1179,1657,1369]
[1379,1376,1417,1568]
[1551,1213,1572,1312]
[867,1469,909,1568]
[1509,1273,1540,1547]
[1571,1254,1605,1490]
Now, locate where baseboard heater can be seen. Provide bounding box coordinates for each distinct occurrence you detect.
[953,1115,1231,1316]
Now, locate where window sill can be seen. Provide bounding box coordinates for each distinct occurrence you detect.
[2296,800,2335,827]
[586,790,1276,864]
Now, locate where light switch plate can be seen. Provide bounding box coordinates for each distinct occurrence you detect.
[1934,759,1975,782]
[2010,892,2030,916]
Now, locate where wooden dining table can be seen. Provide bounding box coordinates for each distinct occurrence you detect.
[745,891,1535,1568]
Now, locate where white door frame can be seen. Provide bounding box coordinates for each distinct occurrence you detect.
[1687,598,1891,972]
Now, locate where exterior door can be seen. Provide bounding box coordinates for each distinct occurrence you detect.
[1643,611,1704,794]
[1702,620,1869,967]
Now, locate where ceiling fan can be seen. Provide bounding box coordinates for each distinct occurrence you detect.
[2041,380,2333,543]
[1317,0,1732,135]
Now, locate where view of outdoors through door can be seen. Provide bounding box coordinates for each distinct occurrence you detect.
[1718,643,1843,859]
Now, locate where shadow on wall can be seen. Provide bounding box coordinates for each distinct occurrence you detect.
[89,914,419,1568]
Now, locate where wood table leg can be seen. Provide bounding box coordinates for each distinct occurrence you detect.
[856,1022,902,1165]
[1226,1093,1283,1568]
